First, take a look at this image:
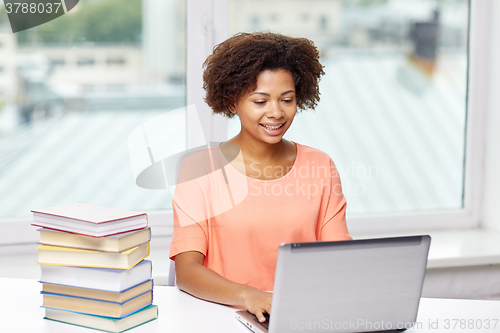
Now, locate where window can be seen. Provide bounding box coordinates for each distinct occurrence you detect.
[0,0,186,227]
[76,58,95,66]
[251,15,261,30]
[319,15,328,32]
[50,59,66,66]
[223,0,485,232]
[0,0,493,244]
[107,57,126,65]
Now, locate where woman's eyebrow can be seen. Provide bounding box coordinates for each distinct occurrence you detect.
[250,90,296,96]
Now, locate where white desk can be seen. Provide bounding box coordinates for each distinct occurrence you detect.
[2,278,500,333]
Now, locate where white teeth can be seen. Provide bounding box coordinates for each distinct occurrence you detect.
[263,124,283,130]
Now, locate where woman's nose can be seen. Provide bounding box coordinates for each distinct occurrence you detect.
[267,101,283,118]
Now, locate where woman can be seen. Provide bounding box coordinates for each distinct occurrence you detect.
[169,32,352,323]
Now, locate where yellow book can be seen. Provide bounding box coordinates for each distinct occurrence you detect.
[38,227,151,253]
[43,291,152,318]
[37,243,149,269]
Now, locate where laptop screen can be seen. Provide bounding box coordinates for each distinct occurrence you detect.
[267,235,431,333]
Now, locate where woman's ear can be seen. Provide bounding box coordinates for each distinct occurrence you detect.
[229,105,237,114]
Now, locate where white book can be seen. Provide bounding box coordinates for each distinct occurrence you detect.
[31,202,148,237]
[39,259,152,292]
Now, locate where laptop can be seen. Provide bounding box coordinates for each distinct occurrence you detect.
[236,235,431,333]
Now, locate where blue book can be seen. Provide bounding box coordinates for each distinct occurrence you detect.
[42,290,153,318]
[44,304,158,333]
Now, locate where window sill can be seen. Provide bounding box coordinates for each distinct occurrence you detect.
[2,214,500,271]
[355,227,500,269]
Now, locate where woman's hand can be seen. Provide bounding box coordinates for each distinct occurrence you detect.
[239,286,273,323]
[175,251,272,322]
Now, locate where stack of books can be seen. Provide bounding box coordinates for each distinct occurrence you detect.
[32,202,158,333]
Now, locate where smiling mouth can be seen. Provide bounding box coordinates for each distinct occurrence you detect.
[260,122,285,130]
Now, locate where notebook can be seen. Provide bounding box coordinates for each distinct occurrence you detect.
[236,235,431,333]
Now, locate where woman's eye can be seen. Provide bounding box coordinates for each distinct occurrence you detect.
[254,101,266,105]
[283,99,294,103]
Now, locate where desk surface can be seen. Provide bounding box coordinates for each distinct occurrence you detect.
[2,278,500,333]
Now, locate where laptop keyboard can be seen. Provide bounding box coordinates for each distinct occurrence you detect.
[253,313,270,329]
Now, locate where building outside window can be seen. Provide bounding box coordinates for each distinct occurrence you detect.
[228,0,469,221]
[0,0,186,220]
[0,0,489,238]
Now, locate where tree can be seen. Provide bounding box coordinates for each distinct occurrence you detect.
[17,0,142,45]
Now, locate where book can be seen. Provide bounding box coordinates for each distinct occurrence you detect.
[37,243,150,269]
[42,279,153,303]
[44,304,158,333]
[31,202,148,237]
[42,291,153,318]
[38,227,151,252]
[39,260,152,292]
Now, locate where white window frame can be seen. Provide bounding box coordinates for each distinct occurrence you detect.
[0,0,493,246]
[344,0,490,235]
[208,0,491,235]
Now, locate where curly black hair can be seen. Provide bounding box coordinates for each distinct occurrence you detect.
[202,32,325,118]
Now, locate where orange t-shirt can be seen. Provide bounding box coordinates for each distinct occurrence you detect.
[169,141,352,291]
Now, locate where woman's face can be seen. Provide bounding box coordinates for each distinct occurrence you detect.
[230,68,297,146]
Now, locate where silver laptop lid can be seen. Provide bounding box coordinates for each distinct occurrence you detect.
[270,235,431,333]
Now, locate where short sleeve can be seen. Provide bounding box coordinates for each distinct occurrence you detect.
[168,151,211,261]
[168,200,208,260]
[317,158,352,241]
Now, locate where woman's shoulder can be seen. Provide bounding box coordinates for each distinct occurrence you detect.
[294,141,335,166]
[176,148,212,177]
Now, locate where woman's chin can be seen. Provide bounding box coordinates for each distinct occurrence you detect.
[261,135,285,145]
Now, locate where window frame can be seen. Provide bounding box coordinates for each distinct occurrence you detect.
[212,0,489,235]
[0,0,493,245]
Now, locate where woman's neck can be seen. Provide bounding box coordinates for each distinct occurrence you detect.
[229,133,290,164]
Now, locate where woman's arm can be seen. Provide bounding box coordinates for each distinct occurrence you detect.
[174,251,272,322]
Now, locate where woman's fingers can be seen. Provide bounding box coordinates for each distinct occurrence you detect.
[240,287,273,322]
[258,293,272,322]
[255,309,266,323]
[256,303,271,323]
[265,303,272,315]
